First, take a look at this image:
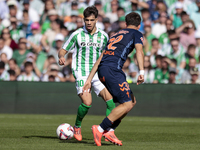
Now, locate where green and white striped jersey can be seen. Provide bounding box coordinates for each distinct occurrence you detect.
[63,26,108,77]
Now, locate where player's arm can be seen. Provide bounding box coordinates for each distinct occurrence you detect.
[135,44,144,85]
[82,50,105,92]
[58,31,78,65]
[58,48,68,65]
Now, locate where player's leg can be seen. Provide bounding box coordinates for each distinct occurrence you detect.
[107,94,136,121]
[92,73,116,117]
[92,67,136,146]
[98,88,122,142]
[104,94,136,132]
[92,95,136,146]
[73,75,92,141]
[98,88,115,116]
[74,92,92,141]
[75,92,92,127]
[107,94,136,131]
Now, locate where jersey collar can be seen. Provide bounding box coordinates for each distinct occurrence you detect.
[83,26,99,34]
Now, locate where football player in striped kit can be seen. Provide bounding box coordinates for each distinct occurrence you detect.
[58,6,121,144]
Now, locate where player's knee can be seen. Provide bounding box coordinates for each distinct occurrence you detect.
[124,101,133,113]
[124,97,136,113]
[79,93,92,106]
[83,101,92,106]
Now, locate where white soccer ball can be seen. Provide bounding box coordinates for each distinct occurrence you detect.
[56,123,74,140]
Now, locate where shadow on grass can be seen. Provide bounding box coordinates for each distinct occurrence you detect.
[59,138,113,146]
[22,136,112,146]
[22,135,58,139]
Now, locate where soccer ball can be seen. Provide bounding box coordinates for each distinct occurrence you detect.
[56,123,74,140]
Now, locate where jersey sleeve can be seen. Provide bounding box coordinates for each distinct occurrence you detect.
[62,31,78,52]
[134,32,143,46]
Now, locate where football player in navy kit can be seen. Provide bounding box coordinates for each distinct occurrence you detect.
[83,12,144,146]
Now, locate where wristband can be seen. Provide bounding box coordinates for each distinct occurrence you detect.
[139,70,144,75]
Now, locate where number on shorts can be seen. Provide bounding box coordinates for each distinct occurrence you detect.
[77,80,84,87]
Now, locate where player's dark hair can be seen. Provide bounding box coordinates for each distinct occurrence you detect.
[83,6,98,18]
[125,12,141,27]
[0,61,5,69]
[8,69,16,76]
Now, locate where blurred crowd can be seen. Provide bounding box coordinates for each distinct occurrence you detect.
[0,0,200,84]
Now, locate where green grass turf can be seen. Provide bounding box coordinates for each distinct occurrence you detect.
[0,114,200,150]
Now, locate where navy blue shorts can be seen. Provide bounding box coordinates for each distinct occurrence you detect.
[98,65,133,104]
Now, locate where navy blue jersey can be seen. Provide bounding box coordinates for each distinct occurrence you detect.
[100,28,143,70]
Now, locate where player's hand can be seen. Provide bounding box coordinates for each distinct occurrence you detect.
[59,57,66,65]
[82,80,92,94]
[137,75,144,85]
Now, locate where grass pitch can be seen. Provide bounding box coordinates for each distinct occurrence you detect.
[0,114,200,150]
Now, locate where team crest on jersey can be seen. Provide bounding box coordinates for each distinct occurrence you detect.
[81,37,85,41]
[97,37,101,42]
[140,37,144,42]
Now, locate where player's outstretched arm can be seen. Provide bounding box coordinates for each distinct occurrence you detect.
[135,44,144,85]
[58,48,68,65]
[83,50,105,93]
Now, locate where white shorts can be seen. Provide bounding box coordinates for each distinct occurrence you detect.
[74,71,105,95]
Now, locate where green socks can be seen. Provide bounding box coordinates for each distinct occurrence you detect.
[106,99,115,116]
[75,103,91,127]
[75,99,115,127]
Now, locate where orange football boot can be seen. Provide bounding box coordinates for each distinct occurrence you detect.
[73,126,82,141]
[91,125,103,146]
[103,131,122,146]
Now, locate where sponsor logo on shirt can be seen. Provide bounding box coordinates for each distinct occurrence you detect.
[80,42,101,47]
[103,50,114,55]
